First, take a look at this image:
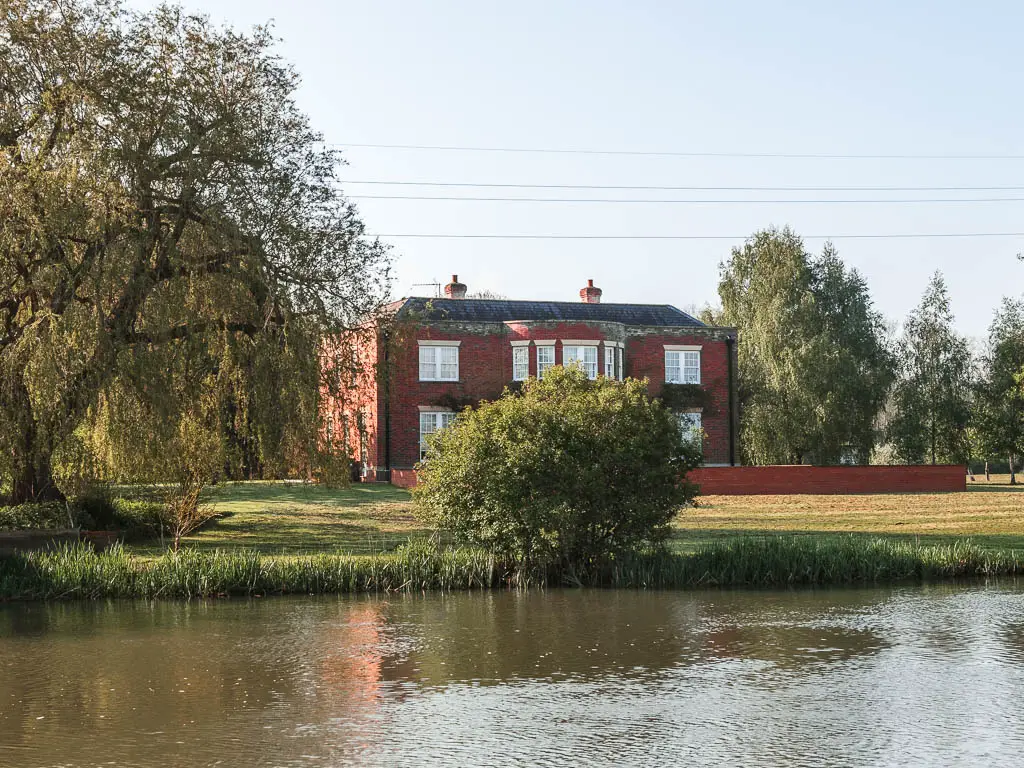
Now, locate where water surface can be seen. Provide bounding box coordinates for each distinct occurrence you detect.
[3,585,1024,766]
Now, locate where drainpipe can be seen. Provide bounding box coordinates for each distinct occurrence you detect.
[726,335,737,466]
[382,330,392,482]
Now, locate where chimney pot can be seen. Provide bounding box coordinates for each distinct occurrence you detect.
[444,274,468,299]
[580,279,602,304]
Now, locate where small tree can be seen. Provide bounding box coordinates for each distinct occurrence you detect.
[413,367,700,582]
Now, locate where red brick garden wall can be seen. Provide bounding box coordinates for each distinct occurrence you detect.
[690,465,966,495]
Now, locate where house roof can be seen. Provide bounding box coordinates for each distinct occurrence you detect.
[394,297,705,327]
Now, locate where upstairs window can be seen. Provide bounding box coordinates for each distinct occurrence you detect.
[512,345,529,381]
[419,343,459,381]
[665,349,700,384]
[563,345,598,379]
[419,411,456,460]
[537,345,555,379]
[604,346,615,378]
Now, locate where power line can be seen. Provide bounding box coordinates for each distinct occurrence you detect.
[351,194,1024,204]
[368,232,1024,240]
[331,142,1024,160]
[341,180,1024,192]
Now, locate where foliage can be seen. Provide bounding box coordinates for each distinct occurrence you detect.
[429,392,479,411]
[161,475,217,552]
[717,228,895,464]
[972,298,1024,481]
[887,272,973,464]
[413,366,700,580]
[0,502,74,530]
[659,383,717,414]
[0,0,390,502]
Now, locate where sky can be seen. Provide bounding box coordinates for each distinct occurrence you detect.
[137,0,1024,337]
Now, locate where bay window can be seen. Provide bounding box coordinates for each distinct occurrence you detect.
[563,345,598,379]
[536,345,555,378]
[605,346,615,378]
[512,344,529,381]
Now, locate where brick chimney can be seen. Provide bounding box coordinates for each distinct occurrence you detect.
[444,274,467,299]
[580,278,602,304]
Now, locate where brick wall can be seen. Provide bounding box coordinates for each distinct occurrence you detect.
[626,331,734,465]
[690,465,966,495]
[325,326,384,478]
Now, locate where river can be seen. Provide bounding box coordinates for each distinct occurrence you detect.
[2,585,1024,766]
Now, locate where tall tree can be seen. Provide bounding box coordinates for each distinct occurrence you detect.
[718,228,894,465]
[887,273,973,465]
[0,1,390,501]
[973,298,1024,483]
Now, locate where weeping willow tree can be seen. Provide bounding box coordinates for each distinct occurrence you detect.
[0,0,391,502]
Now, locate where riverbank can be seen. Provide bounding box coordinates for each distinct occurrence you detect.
[2,536,1021,600]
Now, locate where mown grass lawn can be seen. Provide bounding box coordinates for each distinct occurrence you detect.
[673,474,1024,552]
[127,482,424,555]
[127,474,1024,554]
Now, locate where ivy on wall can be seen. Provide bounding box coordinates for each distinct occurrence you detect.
[659,383,717,415]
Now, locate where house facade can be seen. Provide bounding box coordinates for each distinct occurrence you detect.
[327,276,739,488]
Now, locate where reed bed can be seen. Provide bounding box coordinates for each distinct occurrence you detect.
[1,536,1021,600]
[611,536,1024,588]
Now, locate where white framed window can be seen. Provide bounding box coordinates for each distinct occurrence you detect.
[665,350,700,384]
[605,346,615,378]
[617,347,624,380]
[419,344,459,381]
[512,345,529,381]
[537,345,555,379]
[677,412,703,448]
[419,411,456,460]
[563,345,598,379]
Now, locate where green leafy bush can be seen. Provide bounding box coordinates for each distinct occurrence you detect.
[70,486,165,537]
[414,366,700,580]
[0,502,74,530]
[109,499,166,539]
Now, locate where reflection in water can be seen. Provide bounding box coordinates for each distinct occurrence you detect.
[1,584,1024,766]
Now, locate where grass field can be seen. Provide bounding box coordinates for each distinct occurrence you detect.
[677,475,1024,551]
[128,482,425,554]
[132,474,1024,555]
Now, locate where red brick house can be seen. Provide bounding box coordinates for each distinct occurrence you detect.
[326,276,739,487]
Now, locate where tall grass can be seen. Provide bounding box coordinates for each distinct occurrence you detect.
[610,536,1024,588]
[1,536,1021,600]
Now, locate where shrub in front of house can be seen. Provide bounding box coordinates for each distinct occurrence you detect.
[413,366,701,581]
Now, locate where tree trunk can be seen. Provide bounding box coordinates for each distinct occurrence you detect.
[1010,454,1017,486]
[11,452,63,504]
[5,376,65,504]
[930,416,937,465]
[985,460,991,482]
